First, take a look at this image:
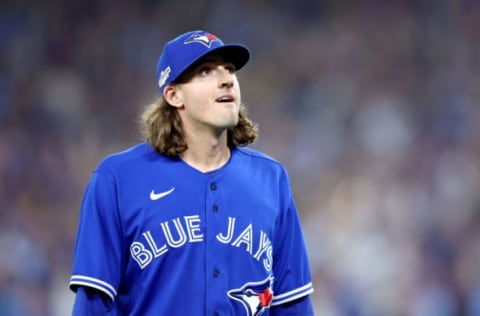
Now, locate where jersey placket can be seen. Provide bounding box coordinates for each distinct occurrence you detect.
[204,177,229,316]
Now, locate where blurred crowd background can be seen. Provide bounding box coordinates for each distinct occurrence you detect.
[1,0,480,315]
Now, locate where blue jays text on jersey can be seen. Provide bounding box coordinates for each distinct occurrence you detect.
[69,143,313,315]
[131,215,274,271]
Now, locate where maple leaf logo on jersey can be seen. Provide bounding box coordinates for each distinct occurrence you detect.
[184,32,219,48]
[228,276,274,316]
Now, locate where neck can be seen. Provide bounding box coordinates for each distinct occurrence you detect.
[180,132,231,173]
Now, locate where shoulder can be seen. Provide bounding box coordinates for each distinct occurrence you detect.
[233,147,288,176]
[95,142,168,174]
[234,146,281,164]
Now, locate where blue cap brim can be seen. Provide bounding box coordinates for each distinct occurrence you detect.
[172,44,250,83]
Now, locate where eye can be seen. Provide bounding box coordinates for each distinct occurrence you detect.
[224,63,236,73]
[198,66,212,76]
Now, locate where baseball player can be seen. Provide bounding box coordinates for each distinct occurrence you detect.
[70,30,314,315]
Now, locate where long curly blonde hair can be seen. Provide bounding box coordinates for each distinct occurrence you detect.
[139,98,258,156]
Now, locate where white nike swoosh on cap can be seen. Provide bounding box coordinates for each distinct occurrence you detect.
[150,187,175,200]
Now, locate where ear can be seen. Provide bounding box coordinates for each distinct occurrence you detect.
[163,85,184,108]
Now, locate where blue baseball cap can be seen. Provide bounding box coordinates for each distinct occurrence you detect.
[156,30,250,94]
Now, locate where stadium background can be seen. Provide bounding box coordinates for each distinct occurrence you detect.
[1,0,480,315]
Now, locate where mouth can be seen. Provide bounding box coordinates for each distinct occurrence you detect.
[215,94,235,103]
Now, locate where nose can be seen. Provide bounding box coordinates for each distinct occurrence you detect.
[218,66,234,88]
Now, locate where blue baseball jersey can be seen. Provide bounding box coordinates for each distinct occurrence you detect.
[70,143,313,315]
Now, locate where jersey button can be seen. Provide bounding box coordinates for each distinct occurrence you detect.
[213,268,220,277]
[210,182,217,191]
[212,205,219,212]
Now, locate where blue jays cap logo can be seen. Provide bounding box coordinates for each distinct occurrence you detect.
[228,276,274,316]
[184,32,220,48]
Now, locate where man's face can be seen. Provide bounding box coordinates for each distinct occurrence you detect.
[171,54,242,136]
